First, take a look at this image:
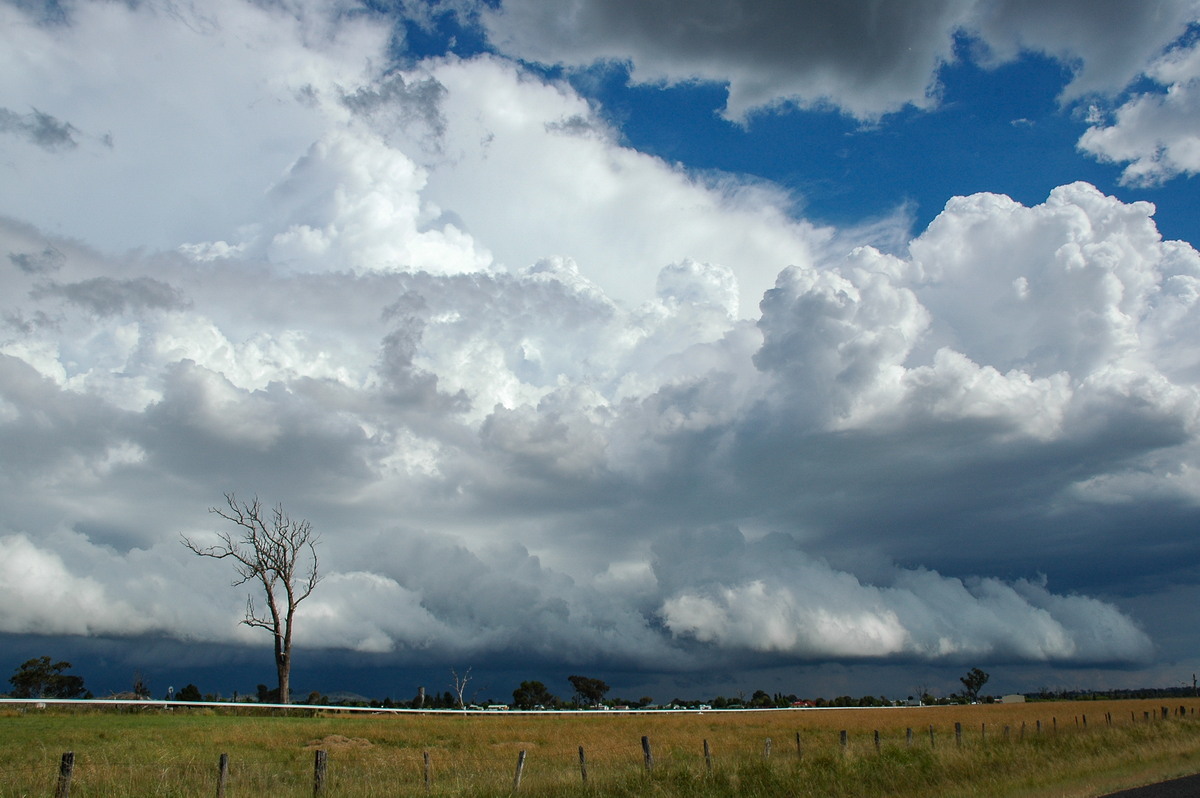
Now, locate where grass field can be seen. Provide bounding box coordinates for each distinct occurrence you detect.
[5,699,1200,797]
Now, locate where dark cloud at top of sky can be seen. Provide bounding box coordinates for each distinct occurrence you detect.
[5,0,68,25]
[479,0,1199,120]
[0,106,78,151]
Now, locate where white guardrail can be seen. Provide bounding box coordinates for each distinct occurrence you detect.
[0,697,914,714]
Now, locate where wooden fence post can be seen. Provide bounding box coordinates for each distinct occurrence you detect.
[423,751,432,793]
[981,723,986,742]
[642,736,654,773]
[703,739,713,774]
[874,730,880,753]
[840,730,848,753]
[1036,719,1042,735]
[578,746,588,785]
[906,727,913,747]
[54,752,74,798]
[1082,714,1088,729]
[928,724,935,748]
[795,731,803,760]
[512,750,526,792]
[955,722,962,747]
[312,750,327,796]
[216,753,229,798]
[763,738,772,758]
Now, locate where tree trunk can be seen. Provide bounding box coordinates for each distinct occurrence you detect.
[277,661,290,704]
[276,643,291,704]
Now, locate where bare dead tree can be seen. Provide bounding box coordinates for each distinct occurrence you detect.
[450,667,472,710]
[181,493,321,704]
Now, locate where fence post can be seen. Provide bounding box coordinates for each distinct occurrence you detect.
[981,723,986,743]
[874,730,880,753]
[54,752,74,798]
[578,746,588,784]
[642,735,654,773]
[840,730,848,753]
[906,727,913,747]
[423,751,432,793]
[1083,714,1088,729]
[928,724,935,748]
[312,750,327,796]
[1004,725,1010,742]
[216,753,229,798]
[795,731,803,760]
[1036,719,1042,735]
[703,739,713,774]
[513,750,526,792]
[955,722,962,747]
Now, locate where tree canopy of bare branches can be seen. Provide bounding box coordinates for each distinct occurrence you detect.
[181,493,321,704]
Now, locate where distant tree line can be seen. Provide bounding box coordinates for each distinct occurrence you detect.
[15,658,1190,712]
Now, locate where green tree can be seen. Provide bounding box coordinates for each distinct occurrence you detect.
[9,657,88,699]
[567,675,609,706]
[182,494,322,704]
[177,683,202,701]
[512,680,557,709]
[960,667,990,702]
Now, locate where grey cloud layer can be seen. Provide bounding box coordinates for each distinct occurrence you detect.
[480,0,1199,120]
[2,0,1199,684]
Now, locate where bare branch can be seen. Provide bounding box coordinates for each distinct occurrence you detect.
[179,492,321,704]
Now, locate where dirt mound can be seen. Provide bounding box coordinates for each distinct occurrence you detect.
[306,734,373,750]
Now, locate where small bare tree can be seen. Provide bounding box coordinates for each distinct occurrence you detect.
[181,494,321,704]
[450,667,472,710]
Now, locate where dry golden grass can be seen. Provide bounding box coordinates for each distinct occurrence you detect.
[3,699,1200,796]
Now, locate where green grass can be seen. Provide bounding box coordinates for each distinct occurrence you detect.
[3,700,1200,797]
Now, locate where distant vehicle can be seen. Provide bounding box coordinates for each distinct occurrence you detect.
[486,704,509,711]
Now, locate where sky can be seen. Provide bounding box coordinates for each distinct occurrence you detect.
[3,0,1200,705]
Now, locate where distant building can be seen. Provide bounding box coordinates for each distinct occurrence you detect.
[1000,694,1026,703]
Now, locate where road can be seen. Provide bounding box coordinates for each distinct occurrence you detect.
[1101,773,1200,797]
